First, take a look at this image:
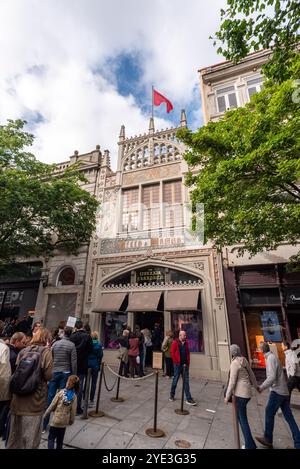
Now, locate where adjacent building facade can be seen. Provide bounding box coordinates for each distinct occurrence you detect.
[199,49,300,369]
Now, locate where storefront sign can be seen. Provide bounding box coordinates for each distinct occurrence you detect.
[136,268,164,284]
[260,311,282,342]
[152,351,163,370]
[285,287,300,304]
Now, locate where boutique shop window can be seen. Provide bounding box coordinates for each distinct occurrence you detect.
[103,312,127,349]
[172,311,204,353]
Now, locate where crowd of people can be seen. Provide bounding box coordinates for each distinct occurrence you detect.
[1,314,300,450]
[0,317,103,449]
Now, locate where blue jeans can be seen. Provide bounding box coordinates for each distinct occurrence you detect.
[265,391,300,449]
[48,426,66,449]
[236,397,256,449]
[77,372,86,412]
[170,365,192,400]
[43,371,70,430]
[89,368,99,402]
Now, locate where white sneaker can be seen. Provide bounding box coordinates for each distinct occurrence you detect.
[241,445,245,449]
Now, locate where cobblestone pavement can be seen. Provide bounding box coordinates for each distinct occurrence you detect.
[1,366,300,450]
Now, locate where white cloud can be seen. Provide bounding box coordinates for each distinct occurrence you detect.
[0,0,226,168]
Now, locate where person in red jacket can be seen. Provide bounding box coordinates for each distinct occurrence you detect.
[169,330,196,405]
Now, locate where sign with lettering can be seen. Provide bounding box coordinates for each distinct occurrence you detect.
[136,267,164,284]
[152,351,163,370]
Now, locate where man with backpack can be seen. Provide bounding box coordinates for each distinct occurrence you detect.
[70,320,93,415]
[7,327,53,449]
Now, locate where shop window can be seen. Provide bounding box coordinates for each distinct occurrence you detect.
[244,309,286,368]
[103,312,127,349]
[171,311,204,352]
[57,267,75,286]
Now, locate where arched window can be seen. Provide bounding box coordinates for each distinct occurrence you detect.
[57,267,75,286]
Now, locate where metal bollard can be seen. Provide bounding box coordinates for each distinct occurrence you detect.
[175,364,189,415]
[82,368,92,419]
[232,395,241,449]
[145,370,165,438]
[89,362,105,418]
[111,359,125,403]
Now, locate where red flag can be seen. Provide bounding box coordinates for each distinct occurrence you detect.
[153,89,173,113]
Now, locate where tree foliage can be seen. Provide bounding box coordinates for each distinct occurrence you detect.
[0,120,98,263]
[178,55,300,257]
[213,0,300,82]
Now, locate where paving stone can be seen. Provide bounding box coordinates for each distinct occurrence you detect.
[95,428,134,449]
[69,423,109,449]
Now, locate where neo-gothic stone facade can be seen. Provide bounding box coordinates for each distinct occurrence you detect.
[31,111,231,381]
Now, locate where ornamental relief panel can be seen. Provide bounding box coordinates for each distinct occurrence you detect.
[122,163,181,186]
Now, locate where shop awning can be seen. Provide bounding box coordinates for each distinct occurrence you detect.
[127,291,163,312]
[165,290,200,311]
[92,292,128,312]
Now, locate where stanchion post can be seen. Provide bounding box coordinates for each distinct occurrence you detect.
[145,370,165,438]
[175,364,189,415]
[232,395,241,449]
[111,359,125,403]
[89,361,105,418]
[82,368,92,419]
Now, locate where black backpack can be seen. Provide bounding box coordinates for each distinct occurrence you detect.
[10,346,44,395]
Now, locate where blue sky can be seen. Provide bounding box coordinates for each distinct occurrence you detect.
[0,0,226,168]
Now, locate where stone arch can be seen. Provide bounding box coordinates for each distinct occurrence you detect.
[53,263,79,287]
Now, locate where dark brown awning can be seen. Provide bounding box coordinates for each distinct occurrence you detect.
[127,291,162,312]
[92,292,128,312]
[165,290,200,311]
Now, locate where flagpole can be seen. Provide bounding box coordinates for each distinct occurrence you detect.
[152,85,154,119]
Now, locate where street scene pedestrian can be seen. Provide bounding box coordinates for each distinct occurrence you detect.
[7,327,53,449]
[255,342,300,449]
[70,320,93,415]
[282,341,300,399]
[44,375,79,449]
[224,344,258,449]
[43,326,77,431]
[162,330,174,378]
[169,331,196,405]
[87,331,103,406]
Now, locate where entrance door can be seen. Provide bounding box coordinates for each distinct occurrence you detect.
[134,312,164,367]
[134,311,163,332]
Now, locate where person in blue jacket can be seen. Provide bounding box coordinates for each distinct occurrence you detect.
[88,331,103,406]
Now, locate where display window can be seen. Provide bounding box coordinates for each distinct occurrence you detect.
[171,311,204,352]
[244,309,286,367]
[103,312,128,349]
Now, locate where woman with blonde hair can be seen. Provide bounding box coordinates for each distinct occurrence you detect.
[87,331,103,407]
[7,327,53,449]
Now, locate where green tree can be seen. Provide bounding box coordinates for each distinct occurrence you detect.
[0,119,98,263]
[178,55,300,259]
[213,0,300,82]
